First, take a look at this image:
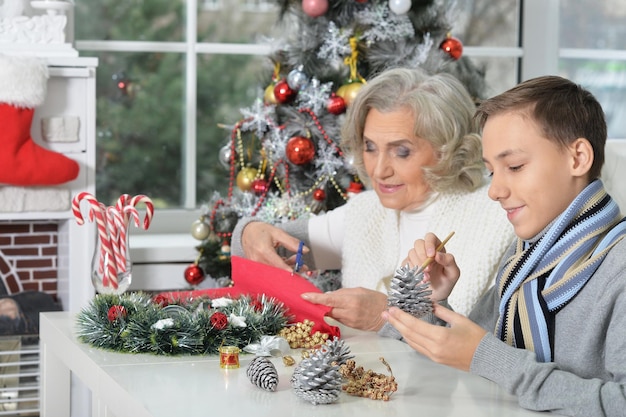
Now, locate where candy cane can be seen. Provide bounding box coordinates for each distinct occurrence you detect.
[115,194,132,225]
[98,203,118,289]
[129,194,154,230]
[123,205,141,228]
[72,194,110,281]
[72,192,102,225]
[107,207,127,274]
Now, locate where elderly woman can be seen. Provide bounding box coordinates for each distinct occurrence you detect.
[230,67,514,331]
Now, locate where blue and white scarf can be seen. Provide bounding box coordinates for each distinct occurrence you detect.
[495,179,626,362]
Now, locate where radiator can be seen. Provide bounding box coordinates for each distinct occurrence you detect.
[0,336,39,416]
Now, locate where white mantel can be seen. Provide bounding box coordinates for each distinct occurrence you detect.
[0,0,77,57]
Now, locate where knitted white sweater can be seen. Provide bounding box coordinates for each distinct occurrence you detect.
[332,185,514,316]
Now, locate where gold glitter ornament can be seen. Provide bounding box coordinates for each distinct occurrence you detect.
[236,166,258,191]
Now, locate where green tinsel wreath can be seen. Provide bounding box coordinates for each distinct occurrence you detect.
[75,292,291,355]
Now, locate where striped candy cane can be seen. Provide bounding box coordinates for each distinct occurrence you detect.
[129,194,154,230]
[107,206,127,274]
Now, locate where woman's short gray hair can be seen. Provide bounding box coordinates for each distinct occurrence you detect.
[340,67,485,192]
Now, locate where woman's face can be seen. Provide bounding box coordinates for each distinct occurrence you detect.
[362,108,438,211]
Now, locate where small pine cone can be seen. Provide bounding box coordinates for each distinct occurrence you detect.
[247,356,279,392]
[388,264,433,318]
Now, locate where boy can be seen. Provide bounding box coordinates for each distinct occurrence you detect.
[381,75,626,417]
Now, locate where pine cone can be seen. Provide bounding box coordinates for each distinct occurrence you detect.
[290,338,350,405]
[247,356,279,392]
[319,336,353,366]
[387,264,433,318]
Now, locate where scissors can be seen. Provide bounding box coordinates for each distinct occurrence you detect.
[293,240,305,275]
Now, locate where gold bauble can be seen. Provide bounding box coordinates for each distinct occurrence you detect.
[236,167,258,192]
[264,84,277,104]
[336,81,364,106]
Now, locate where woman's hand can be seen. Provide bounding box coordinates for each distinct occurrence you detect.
[241,222,308,272]
[382,304,487,371]
[301,288,388,332]
[403,232,460,302]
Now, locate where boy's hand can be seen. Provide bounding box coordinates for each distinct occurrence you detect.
[382,304,487,371]
[403,232,460,302]
[241,222,309,272]
[301,288,387,332]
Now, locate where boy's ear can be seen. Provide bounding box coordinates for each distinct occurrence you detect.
[568,138,594,177]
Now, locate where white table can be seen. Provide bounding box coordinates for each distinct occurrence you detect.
[40,311,549,417]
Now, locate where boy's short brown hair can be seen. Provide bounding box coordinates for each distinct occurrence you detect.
[475,76,607,180]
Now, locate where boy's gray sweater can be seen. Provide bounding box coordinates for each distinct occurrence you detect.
[380,237,626,417]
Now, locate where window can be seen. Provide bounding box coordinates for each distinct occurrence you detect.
[558,0,626,138]
[73,0,625,236]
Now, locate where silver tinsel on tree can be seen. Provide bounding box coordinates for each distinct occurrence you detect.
[290,337,354,405]
[387,264,434,317]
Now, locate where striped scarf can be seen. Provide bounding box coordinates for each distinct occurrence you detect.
[495,180,626,362]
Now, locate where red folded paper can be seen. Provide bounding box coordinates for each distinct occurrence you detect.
[155,256,340,338]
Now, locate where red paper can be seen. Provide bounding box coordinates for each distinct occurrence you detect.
[155,256,340,337]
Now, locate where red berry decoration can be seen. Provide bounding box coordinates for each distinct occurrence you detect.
[327,93,346,115]
[250,298,263,312]
[184,264,205,286]
[152,294,169,307]
[286,136,316,165]
[440,35,463,60]
[313,188,326,201]
[273,79,297,104]
[107,305,127,323]
[210,311,229,330]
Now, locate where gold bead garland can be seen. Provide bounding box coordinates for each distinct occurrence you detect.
[278,319,329,349]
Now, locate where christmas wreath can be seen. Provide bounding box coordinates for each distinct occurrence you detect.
[75,292,291,355]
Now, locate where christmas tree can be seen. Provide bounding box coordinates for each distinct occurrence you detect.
[187,0,486,286]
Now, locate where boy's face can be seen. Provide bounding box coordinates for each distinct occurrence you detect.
[482,111,583,240]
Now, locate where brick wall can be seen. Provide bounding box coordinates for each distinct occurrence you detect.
[0,222,58,298]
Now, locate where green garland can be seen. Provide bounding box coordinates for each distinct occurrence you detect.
[75,292,291,355]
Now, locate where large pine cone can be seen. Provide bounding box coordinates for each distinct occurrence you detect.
[247,356,279,392]
[291,339,348,405]
[319,336,353,366]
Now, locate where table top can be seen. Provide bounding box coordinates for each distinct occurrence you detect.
[40,312,547,417]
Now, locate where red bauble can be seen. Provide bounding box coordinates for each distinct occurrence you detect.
[184,264,205,286]
[286,136,316,165]
[347,181,364,194]
[273,79,297,104]
[210,311,229,330]
[313,188,326,201]
[440,36,463,60]
[302,0,328,17]
[251,178,269,196]
[327,93,346,115]
[107,305,127,323]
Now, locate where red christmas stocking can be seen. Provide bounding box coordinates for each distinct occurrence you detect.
[0,54,79,186]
